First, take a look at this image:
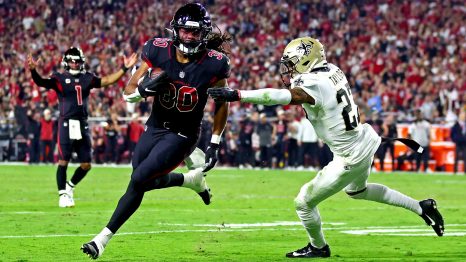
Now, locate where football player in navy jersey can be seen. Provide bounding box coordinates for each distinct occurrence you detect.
[82,3,232,259]
[27,48,137,208]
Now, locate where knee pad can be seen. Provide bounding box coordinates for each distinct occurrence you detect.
[294,183,313,211]
[345,188,367,199]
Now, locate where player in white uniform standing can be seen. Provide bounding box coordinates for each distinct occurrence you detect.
[208,37,444,258]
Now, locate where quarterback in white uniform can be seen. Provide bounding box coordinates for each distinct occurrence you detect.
[208,37,444,258]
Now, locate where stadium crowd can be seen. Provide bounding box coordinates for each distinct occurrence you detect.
[0,0,465,169]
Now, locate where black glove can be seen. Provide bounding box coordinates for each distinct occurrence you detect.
[138,70,170,98]
[203,143,220,172]
[207,87,240,102]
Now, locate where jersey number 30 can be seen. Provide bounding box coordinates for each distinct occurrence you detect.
[159,84,198,112]
[336,83,359,131]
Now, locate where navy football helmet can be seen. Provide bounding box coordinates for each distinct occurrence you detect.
[170,3,212,55]
[62,47,86,75]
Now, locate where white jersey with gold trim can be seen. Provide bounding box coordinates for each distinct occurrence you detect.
[290,63,380,164]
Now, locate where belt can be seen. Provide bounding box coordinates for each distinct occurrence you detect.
[159,121,197,138]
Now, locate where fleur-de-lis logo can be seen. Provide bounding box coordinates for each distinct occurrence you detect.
[296,41,313,56]
[294,76,304,86]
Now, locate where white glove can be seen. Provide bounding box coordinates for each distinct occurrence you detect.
[123,88,142,103]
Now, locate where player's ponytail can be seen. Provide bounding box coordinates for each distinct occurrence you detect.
[206,25,232,56]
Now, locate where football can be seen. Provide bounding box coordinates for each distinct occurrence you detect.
[137,67,164,85]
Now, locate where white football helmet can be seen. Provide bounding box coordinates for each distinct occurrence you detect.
[280,37,327,87]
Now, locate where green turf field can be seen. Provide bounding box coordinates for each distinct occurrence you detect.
[0,165,465,261]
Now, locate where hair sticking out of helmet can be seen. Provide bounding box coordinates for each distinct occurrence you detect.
[279,37,327,87]
[62,47,86,75]
[170,3,212,55]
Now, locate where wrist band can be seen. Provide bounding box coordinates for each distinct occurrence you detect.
[211,134,221,144]
[121,65,129,73]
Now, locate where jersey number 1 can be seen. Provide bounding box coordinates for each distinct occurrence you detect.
[336,83,359,131]
[75,85,83,105]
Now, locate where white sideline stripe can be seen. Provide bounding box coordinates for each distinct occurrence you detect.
[2,223,466,239]
[159,221,346,228]
[0,228,304,239]
[1,208,295,215]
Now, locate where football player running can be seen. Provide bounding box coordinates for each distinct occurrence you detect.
[28,48,137,208]
[208,37,444,258]
[82,3,231,259]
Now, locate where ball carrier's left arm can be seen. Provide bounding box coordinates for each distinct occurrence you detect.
[203,78,229,172]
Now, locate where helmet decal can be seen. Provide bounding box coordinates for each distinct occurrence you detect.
[296,41,313,56]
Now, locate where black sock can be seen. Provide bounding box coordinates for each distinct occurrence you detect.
[144,172,184,191]
[70,167,89,186]
[107,180,145,233]
[56,165,68,191]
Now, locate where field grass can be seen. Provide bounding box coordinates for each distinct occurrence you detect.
[0,164,465,261]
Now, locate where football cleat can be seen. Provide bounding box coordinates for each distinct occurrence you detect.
[58,193,75,208]
[182,167,212,205]
[419,199,444,236]
[81,240,104,259]
[66,181,74,198]
[286,243,331,258]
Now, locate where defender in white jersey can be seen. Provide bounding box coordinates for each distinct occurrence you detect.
[208,37,444,258]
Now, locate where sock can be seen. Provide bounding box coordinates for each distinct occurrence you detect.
[351,183,422,215]
[92,227,114,248]
[144,172,184,191]
[58,189,67,195]
[106,180,145,233]
[296,206,327,249]
[70,167,89,186]
[56,165,68,191]
[67,181,75,188]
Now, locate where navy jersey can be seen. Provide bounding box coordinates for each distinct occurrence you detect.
[141,37,230,136]
[35,71,101,119]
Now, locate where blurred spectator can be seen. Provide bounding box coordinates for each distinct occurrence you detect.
[26,110,41,163]
[299,118,319,170]
[0,119,10,161]
[287,112,301,168]
[40,108,55,163]
[408,110,431,172]
[104,114,120,163]
[378,114,398,171]
[238,113,255,168]
[273,109,288,168]
[256,113,275,168]
[126,113,144,159]
[451,110,466,174]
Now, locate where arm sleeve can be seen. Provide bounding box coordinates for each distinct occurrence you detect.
[240,88,292,105]
[31,69,58,90]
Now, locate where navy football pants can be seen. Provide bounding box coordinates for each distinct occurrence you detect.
[107,127,198,232]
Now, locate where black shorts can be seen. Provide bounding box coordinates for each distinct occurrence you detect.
[131,126,198,185]
[57,118,92,162]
